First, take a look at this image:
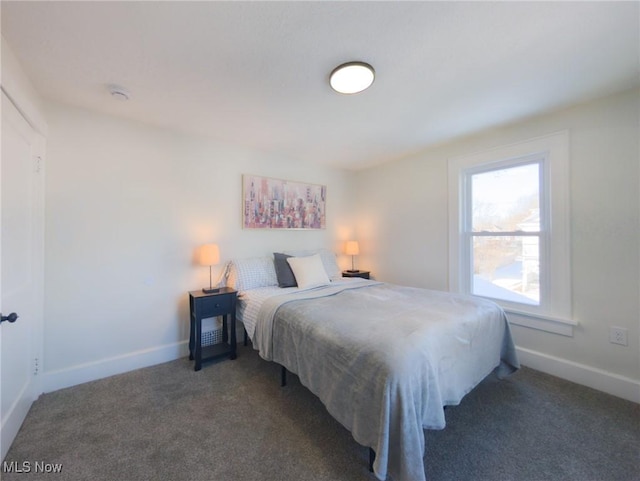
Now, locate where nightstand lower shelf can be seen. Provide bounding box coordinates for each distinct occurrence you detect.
[200,343,237,363]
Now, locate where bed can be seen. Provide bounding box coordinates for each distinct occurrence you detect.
[225,251,519,481]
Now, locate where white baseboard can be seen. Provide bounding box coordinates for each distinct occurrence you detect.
[516,346,640,404]
[42,341,190,394]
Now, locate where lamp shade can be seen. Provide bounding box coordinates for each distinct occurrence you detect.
[345,241,360,256]
[198,244,220,266]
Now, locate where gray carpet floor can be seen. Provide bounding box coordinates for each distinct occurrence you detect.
[3,344,639,481]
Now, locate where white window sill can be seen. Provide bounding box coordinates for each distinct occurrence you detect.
[504,307,577,337]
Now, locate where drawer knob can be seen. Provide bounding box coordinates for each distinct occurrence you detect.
[215,303,220,308]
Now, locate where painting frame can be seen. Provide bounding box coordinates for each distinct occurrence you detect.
[242,174,326,230]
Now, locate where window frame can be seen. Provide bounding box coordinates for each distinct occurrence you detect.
[448,132,574,335]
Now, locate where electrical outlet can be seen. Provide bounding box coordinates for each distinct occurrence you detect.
[609,327,628,346]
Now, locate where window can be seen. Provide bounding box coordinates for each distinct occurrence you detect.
[465,157,544,306]
[449,132,574,335]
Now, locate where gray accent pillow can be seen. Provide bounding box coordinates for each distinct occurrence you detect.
[274,253,297,287]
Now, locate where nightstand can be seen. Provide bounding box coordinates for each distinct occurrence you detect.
[189,287,237,371]
[342,270,370,279]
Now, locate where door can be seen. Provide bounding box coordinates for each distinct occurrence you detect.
[0,92,44,461]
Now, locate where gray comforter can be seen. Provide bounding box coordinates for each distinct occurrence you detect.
[254,281,519,481]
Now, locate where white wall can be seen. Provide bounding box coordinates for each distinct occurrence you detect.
[43,102,355,391]
[354,89,640,401]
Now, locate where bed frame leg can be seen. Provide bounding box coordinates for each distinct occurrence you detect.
[281,365,287,387]
[369,447,375,472]
[243,328,248,346]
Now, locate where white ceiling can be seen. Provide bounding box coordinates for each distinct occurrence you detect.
[2,1,638,170]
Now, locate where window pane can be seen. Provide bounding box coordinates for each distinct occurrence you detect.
[472,235,540,305]
[472,163,539,232]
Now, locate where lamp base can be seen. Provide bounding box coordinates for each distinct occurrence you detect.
[202,287,220,294]
[346,269,360,273]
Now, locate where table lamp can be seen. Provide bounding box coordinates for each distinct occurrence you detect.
[345,240,360,273]
[198,243,220,293]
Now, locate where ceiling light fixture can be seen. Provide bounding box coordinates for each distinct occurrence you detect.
[330,62,375,94]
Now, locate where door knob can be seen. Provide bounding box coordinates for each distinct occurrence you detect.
[0,312,18,324]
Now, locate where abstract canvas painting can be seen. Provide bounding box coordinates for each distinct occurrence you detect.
[242,175,326,229]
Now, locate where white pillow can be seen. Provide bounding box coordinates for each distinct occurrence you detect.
[226,256,278,292]
[283,248,341,281]
[286,254,330,289]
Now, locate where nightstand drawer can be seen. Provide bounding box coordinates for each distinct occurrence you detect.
[199,294,234,317]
